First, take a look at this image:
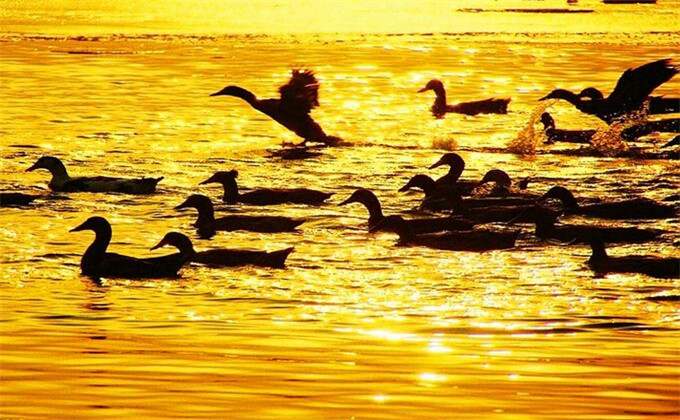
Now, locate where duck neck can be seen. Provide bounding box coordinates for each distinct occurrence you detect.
[418,177,437,196]
[432,86,448,112]
[360,196,384,226]
[534,218,555,238]
[556,190,580,210]
[227,87,257,106]
[195,202,215,226]
[81,226,111,274]
[588,241,608,263]
[175,239,197,258]
[221,178,239,204]
[447,165,464,183]
[48,160,70,183]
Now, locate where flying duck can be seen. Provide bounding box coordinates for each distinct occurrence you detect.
[0,192,39,207]
[199,170,332,205]
[338,188,475,233]
[175,194,304,238]
[27,156,162,194]
[512,207,662,243]
[70,216,188,278]
[418,79,510,118]
[587,238,679,279]
[210,69,341,146]
[151,232,294,268]
[540,59,679,123]
[578,87,680,115]
[541,186,677,219]
[369,215,519,252]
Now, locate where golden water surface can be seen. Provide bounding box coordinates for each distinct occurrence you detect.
[1,1,679,419]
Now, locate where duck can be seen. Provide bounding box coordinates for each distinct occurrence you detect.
[540,59,679,124]
[587,238,679,279]
[70,216,188,279]
[418,79,510,118]
[474,169,536,199]
[210,69,341,146]
[578,87,680,115]
[27,156,163,194]
[151,232,294,268]
[0,192,39,207]
[199,170,333,205]
[540,112,595,144]
[370,215,519,252]
[398,174,534,212]
[338,188,475,234]
[541,186,676,219]
[175,194,304,238]
[428,153,479,193]
[512,207,662,244]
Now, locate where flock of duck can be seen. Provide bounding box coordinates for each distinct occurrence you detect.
[2,59,679,280]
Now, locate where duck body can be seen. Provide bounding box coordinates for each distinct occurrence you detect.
[70,217,187,279]
[200,170,332,205]
[339,188,475,234]
[211,70,341,146]
[0,192,38,207]
[371,215,519,252]
[152,232,294,268]
[419,79,510,118]
[587,239,679,279]
[27,156,162,194]
[541,59,679,123]
[542,186,676,219]
[175,195,304,239]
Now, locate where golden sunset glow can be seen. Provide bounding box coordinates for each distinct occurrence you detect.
[1,1,679,419]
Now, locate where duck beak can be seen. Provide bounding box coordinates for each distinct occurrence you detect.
[198,175,217,185]
[174,200,189,210]
[338,196,355,206]
[429,159,444,169]
[397,184,410,192]
[538,94,549,101]
[26,163,39,172]
[150,238,168,251]
[209,89,227,97]
[69,221,88,232]
[417,87,429,93]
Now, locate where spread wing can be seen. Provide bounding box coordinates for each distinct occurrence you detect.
[607,59,679,110]
[278,69,320,115]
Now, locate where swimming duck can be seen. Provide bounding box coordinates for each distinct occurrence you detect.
[338,188,475,233]
[151,232,294,268]
[70,216,188,279]
[579,87,680,115]
[512,207,662,244]
[175,194,304,238]
[540,113,595,144]
[0,192,38,207]
[210,69,341,146]
[428,153,479,193]
[27,156,163,194]
[540,59,678,123]
[398,174,533,212]
[370,215,519,252]
[587,238,679,279]
[199,170,332,205]
[475,169,535,198]
[418,79,510,118]
[541,186,676,219]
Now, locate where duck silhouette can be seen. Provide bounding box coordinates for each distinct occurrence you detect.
[418,79,510,118]
[70,217,188,279]
[211,69,341,146]
[175,194,304,238]
[338,188,475,233]
[540,59,679,123]
[541,186,676,219]
[199,170,332,205]
[578,87,680,115]
[0,192,39,207]
[151,232,294,268]
[27,156,162,194]
[587,238,679,279]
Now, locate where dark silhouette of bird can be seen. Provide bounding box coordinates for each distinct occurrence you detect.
[540,113,595,144]
[199,170,332,205]
[0,192,39,207]
[418,79,510,118]
[151,232,294,268]
[175,194,305,239]
[578,86,680,115]
[210,70,341,146]
[27,156,162,194]
[540,59,679,123]
[70,217,188,279]
[587,238,679,279]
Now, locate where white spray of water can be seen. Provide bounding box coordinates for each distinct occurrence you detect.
[507,101,553,155]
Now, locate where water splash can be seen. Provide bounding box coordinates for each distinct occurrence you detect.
[507,101,553,155]
[589,109,647,157]
[431,134,458,151]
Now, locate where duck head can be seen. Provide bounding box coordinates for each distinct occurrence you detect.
[578,87,604,101]
[70,216,111,233]
[27,156,68,176]
[540,186,579,208]
[429,153,465,170]
[210,85,256,103]
[540,112,555,130]
[418,79,445,94]
[539,89,578,102]
[151,232,196,255]
[478,169,512,188]
[175,194,212,211]
[339,188,384,221]
[398,175,436,193]
[199,170,239,185]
